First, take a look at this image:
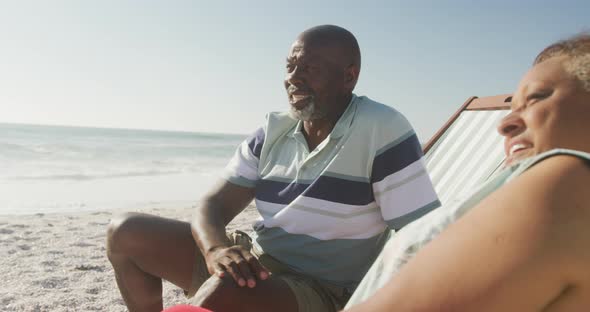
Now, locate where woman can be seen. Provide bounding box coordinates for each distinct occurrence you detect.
[344,33,590,311]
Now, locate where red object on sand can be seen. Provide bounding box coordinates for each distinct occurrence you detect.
[162,305,213,312]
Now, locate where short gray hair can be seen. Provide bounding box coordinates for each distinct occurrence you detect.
[534,32,590,92]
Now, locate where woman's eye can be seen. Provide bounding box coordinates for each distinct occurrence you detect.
[526,90,552,103]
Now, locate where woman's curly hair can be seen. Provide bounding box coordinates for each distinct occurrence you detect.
[534,32,590,91]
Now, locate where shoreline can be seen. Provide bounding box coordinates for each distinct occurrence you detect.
[0,204,259,311]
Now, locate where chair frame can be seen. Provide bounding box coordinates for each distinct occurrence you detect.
[423,94,512,154]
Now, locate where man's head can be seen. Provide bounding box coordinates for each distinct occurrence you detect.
[284,25,361,121]
[499,33,590,165]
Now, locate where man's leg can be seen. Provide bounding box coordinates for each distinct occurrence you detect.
[106,212,198,312]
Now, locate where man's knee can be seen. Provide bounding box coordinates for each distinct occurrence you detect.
[106,212,146,258]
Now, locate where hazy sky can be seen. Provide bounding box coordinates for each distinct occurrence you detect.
[1,0,588,142]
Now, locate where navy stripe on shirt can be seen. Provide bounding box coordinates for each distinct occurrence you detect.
[247,127,265,159]
[256,175,374,206]
[371,134,423,183]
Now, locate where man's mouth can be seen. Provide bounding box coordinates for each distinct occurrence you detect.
[289,94,313,109]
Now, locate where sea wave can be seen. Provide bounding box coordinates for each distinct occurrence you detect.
[8,169,210,181]
[0,123,240,182]
[0,141,239,162]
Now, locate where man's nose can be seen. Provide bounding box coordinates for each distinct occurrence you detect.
[497,112,525,137]
[285,67,304,86]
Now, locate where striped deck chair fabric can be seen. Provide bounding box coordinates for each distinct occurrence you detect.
[422,94,512,205]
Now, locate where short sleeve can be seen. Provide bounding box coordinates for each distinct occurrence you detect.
[223,127,265,188]
[371,122,440,231]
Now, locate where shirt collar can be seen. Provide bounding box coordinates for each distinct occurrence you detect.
[329,94,357,139]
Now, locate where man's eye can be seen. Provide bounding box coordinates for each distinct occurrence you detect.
[286,64,295,72]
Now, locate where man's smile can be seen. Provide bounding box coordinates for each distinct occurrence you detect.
[289,94,313,109]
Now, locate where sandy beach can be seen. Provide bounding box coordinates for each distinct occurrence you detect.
[0,204,260,312]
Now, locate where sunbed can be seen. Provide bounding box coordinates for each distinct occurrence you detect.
[423,94,511,205]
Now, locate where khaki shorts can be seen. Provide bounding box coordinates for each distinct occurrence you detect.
[185,230,351,312]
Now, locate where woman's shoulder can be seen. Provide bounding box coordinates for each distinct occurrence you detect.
[516,150,589,195]
[515,148,590,175]
[504,150,590,226]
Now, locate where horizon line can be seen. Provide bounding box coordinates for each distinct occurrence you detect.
[0,121,249,137]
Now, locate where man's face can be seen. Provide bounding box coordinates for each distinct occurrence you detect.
[498,56,590,166]
[284,39,348,121]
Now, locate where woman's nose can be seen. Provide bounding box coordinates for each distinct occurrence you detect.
[497,112,525,137]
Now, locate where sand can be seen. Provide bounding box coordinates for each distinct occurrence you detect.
[0,204,260,312]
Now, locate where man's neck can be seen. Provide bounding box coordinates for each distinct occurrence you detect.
[302,94,352,151]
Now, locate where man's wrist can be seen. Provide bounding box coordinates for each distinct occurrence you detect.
[205,244,227,257]
[203,236,233,258]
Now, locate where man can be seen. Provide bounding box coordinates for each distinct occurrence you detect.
[107,25,439,312]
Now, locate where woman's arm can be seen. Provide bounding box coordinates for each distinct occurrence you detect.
[346,155,590,311]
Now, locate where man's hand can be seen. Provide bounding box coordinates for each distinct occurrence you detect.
[205,245,269,288]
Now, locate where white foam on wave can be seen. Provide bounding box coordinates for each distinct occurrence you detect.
[0,123,246,214]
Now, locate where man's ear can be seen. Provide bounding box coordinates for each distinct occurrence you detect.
[344,64,359,90]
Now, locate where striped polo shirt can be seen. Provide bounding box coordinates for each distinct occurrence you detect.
[224,94,440,290]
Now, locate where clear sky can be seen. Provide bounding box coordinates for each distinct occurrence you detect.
[0,0,588,142]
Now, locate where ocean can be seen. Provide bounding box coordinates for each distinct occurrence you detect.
[0,123,246,215]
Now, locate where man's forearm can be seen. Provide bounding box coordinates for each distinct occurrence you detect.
[190,199,232,258]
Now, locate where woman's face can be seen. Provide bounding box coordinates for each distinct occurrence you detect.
[498,56,590,166]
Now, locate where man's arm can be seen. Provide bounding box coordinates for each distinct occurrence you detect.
[192,125,267,288]
[347,155,590,311]
[371,130,440,231]
[191,179,268,288]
